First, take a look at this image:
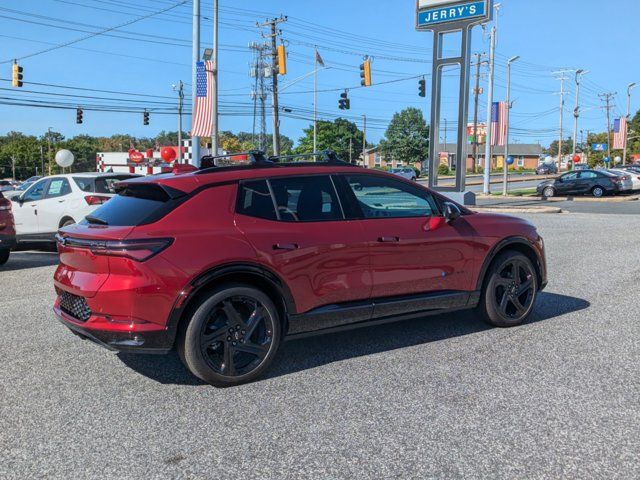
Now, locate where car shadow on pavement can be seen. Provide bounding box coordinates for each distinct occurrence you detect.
[116,292,590,386]
[0,251,59,272]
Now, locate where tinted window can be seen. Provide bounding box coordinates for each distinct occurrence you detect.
[73,175,139,193]
[73,177,93,192]
[269,176,342,222]
[579,171,597,180]
[237,180,277,221]
[561,173,579,181]
[46,178,71,198]
[22,179,48,202]
[85,184,172,226]
[345,174,437,218]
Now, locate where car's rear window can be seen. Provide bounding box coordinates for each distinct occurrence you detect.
[73,175,139,193]
[84,184,175,226]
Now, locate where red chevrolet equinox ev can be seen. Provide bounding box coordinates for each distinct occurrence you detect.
[54,159,547,386]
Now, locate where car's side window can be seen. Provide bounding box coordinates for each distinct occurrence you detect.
[73,177,94,192]
[237,180,278,221]
[45,178,71,199]
[561,173,579,181]
[579,172,597,180]
[343,174,437,219]
[22,179,48,202]
[269,176,343,222]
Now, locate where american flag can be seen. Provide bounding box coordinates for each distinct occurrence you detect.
[490,101,507,146]
[613,117,627,150]
[190,60,214,137]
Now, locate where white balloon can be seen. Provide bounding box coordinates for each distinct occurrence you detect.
[55,149,75,168]
[614,156,622,163]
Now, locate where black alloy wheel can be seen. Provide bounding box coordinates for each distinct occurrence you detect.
[592,186,604,198]
[478,251,538,327]
[180,285,281,387]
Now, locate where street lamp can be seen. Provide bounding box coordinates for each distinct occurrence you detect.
[202,48,213,61]
[623,82,637,165]
[572,69,586,163]
[503,55,520,196]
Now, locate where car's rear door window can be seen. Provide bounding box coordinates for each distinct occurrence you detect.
[268,176,343,222]
[237,180,277,221]
[45,178,71,198]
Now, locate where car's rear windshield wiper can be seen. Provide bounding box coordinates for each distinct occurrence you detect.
[85,215,108,225]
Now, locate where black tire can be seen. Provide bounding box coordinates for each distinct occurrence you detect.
[0,248,9,266]
[591,186,605,198]
[178,284,282,387]
[61,218,76,228]
[542,186,555,198]
[477,250,538,328]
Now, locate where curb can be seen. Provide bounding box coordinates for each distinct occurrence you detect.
[475,195,640,203]
[470,206,563,214]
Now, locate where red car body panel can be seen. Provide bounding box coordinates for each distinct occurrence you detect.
[0,194,16,251]
[52,165,547,353]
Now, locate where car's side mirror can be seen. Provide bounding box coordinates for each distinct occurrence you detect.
[443,202,461,224]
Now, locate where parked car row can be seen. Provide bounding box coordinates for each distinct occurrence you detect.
[537,166,640,197]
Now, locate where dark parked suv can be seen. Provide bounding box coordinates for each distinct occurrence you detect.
[54,153,547,386]
[537,169,622,197]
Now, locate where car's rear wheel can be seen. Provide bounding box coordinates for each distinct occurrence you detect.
[179,284,282,387]
[542,186,555,197]
[477,251,538,328]
[592,186,605,197]
[0,248,9,266]
[61,218,76,228]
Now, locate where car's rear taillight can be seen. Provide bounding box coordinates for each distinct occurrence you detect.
[84,195,110,205]
[56,235,172,262]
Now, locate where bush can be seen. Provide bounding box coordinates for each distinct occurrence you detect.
[476,165,484,174]
[437,164,450,176]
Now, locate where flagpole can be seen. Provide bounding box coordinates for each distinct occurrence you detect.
[313,49,318,153]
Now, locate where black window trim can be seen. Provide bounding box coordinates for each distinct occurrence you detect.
[335,172,443,221]
[235,173,346,223]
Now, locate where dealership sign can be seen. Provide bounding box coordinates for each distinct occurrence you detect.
[416,0,491,29]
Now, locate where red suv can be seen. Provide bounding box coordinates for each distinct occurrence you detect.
[0,192,16,265]
[54,154,547,386]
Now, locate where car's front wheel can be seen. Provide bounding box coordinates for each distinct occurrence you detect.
[477,251,538,328]
[542,186,555,197]
[0,248,9,266]
[179,284,282,387]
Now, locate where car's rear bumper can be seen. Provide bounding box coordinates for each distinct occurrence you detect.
[0,233,16,249]
[53,298,173,354]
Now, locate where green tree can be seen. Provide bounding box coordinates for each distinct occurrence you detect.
[379,107,429,165]
[294,118,363,162]
[545,137,573,157]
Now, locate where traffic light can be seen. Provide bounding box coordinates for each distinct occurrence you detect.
[12,61,23,88]
[143,110,150,125]
[76,107,83,124]
[277,44,287,75]
[339,91,350,110]
[418,78,426,97]
[360,58,372,87]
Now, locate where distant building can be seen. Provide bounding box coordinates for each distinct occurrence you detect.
[360,143,544,171]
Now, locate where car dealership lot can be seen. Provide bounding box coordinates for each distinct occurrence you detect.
[1,213,639,479]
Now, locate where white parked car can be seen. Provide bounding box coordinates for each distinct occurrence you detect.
[607,169,637,192]
[388,167,417,181]
[610,167,640,191]
[10,173,139,242]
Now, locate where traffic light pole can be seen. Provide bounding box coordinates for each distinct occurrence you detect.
[471,53,484,174]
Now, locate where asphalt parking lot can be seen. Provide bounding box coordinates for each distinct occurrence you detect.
[1,212,639,479]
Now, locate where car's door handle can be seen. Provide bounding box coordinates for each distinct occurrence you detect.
[378,236,400,243]
[273,243,299,251]
[58,200,65,203]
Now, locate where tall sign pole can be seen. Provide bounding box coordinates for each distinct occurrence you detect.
[572,69,585,162]
[417,0,493,205]
[482,24,496,194]
[624,82,636,165]
[211,0,219,156]
[191,0,201,166]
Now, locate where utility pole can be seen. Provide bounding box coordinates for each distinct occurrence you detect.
[191,0,200,165]
[258,16,287,156]
[47,127,52,176]
[471,52,485,174]
[349,136,353,163]
[211,0,219,156]
[554,71,570,170]
[174,80,185,163]
[40,145,44,176]
[572,70,586,162]
[599,92,616,161]
[11,156,15,181]
[362,115,367,164]
[623,83,637,165]
[503,55,520,196]
[482,4,499,194]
